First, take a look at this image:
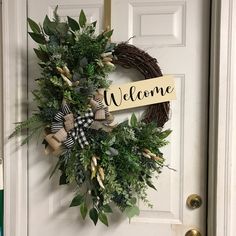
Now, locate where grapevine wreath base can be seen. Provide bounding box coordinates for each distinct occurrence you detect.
[10,8,172,226]
[114,43,170,127]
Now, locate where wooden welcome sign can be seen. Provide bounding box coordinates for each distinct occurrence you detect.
[104,76,176,112]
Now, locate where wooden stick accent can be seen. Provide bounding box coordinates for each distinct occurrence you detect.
[104,0,111,31]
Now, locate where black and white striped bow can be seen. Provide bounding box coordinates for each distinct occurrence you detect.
[51,103,94,149]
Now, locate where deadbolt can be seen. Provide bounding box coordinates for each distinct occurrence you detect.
[186,194,202,209]
[185,229,201,236]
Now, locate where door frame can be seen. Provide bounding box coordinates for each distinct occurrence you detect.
[208,0,236,235]
[1,0,235,235]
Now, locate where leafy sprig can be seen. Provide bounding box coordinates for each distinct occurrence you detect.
[54,114,171,225]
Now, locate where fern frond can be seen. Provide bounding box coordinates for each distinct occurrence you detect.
[9,115,42,139]
[20,125,44,146]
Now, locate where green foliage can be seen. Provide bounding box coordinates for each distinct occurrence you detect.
[27,9,115,119]
[124,205,140,222]
[67,16,80,31]
[80,202,88,219]
[58,114,171,225]
[50,76,63,87]
[130,113,138,127]
[53,6,60,23]
[9,114,44,145]
[10,8,173,226]
[89,208,98,225]
[79,10,87,28]
[98,212,108,226]
[70,194,84,207]
[103,30,113,39]
[27,18,41,33]
[146,180,157,191]
[159,129,172,139]
[34,48,49,62]
[28,32,46,44]
[59,173,68,185]
[43,15,55,35]
[102,204,113,213]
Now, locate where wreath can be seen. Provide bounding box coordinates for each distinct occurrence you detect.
[10,8,172,226]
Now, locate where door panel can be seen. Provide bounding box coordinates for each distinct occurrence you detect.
[111,0,209,234]
[27,0,210,235]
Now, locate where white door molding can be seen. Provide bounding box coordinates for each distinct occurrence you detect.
[0,0,3,188]
[208,0,236,235]
[2,0,28,236]
[2,0,236,235]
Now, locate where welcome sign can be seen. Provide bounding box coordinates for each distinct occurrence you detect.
[104,76,176,112]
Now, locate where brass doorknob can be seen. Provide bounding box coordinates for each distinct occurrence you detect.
[186,194,202,209]
[185,229,201,236]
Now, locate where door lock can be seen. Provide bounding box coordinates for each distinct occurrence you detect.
[185,229,201,236]
[186,194,202,209]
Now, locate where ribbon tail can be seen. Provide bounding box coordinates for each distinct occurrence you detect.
[77,128,89,149]
[51,121,64,133]
[63,136,75,149]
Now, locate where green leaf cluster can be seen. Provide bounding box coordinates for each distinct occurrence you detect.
[27,8,115,116]
[53,114,171,226]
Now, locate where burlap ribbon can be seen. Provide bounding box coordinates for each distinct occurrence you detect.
[89,89,114,131]
[45,101,94,154]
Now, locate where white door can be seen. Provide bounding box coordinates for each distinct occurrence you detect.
[27,0,210,235]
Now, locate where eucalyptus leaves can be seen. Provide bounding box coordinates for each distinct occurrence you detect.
[10,8,171,226]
